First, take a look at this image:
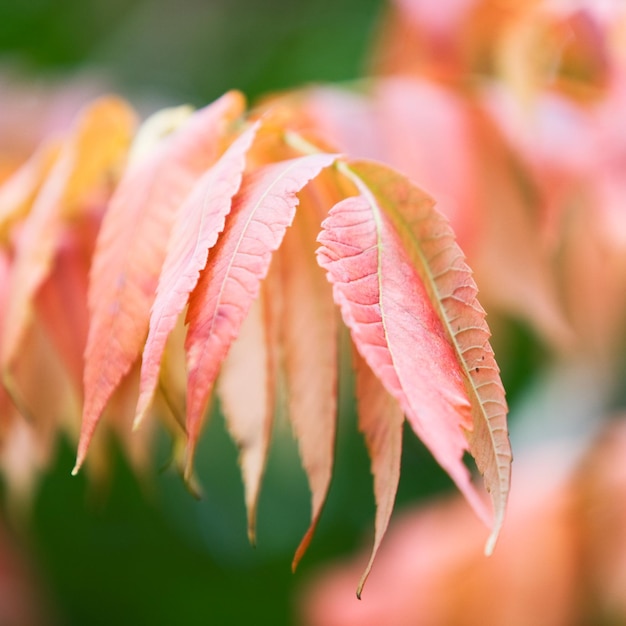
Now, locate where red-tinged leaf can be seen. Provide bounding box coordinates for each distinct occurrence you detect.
[344,160,511,553]
[1,97,135,392]
[184,153,337,476]
[217,290,274,545]
[279,185,339,570]
[316,189,493,539]
[134,122,259,427]
[353,351,403,598]
[75,91,246,473]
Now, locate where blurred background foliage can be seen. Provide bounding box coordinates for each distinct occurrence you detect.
[0,1,508,624]
[0,0,383,105]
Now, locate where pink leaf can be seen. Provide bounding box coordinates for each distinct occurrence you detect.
[75,92,245,473]
[353,351,404,598]
[340,160,511,552]
[317,191,488,522]
[317,166,511,547]
[217,286,276,544]
[279,186,339,570]
[183,153,337,475]
[134,122,259,427]
[2,97,135,395]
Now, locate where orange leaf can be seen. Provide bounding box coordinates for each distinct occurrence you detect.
[1,97,135,398]
[134,122,258,427]
[279,185,339,571]
[75,92,245,473]
[183,153,337,476]
[0,140,61,244]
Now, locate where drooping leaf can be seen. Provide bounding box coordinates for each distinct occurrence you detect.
[218,248,283,542]
[217,288,275,545]
[317,171,506,544]
[317,192,486,524]
[353,351,403,598]
[75,91,245,473]
[1,97,135,397]
[342,160,511,552]
[279,182,339,570]
[183,153,337,476]
[134,122,259,427]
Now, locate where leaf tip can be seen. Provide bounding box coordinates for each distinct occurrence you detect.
[132,405,148,432]
[183,445,197,489]
[247,524,257,548]
[292,522,316,573]
[484,511,504,556]
[181,458,203,500]
[355,552,376,600]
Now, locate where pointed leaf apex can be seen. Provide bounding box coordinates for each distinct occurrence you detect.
[247,522,257,548]
[133,390,152,431]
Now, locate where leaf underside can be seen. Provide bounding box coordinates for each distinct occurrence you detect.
[346,160,511,553]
